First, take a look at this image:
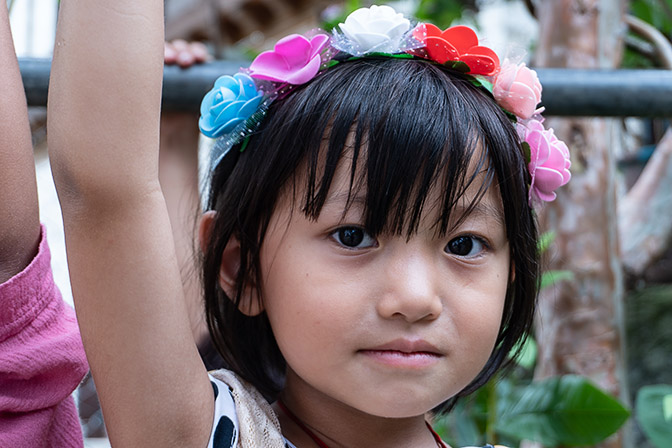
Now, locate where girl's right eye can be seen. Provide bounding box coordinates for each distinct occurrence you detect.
[331,227,377,249]
[445,235,487,258]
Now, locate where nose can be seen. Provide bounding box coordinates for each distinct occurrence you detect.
[376,245,443,323]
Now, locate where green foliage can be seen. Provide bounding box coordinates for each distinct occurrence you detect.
[434,331,630,447]
[540,270,574,290]
[496,376,630,446]
[624,0,672,68]
[636,384,672,448]
[623,47,659,69]
[626,286,672,408]
[344,0,365,14]
[512,336,537,370]
[434,372,630,447]
[321,13,345,33]
[538,231,574,289]
[538,231,556,254]
[631,0,672,36]
[415,0,478,27]
[626,286,672,447]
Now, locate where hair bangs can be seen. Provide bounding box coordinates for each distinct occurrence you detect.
[281,58,503,238]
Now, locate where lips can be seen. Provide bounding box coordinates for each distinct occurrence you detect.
[364,338,442,355]
[358,339,443,369]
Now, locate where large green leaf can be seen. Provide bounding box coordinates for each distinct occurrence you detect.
[636,384,672,448]
[496,375,630,446]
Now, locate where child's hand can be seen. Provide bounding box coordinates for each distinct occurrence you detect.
[164,39,210,68]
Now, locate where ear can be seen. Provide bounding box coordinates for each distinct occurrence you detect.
[199,211,264,316]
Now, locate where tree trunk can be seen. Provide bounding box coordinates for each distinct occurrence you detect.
[620,128,672,276]
[531,1,629,447]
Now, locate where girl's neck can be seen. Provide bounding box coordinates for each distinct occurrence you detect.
[275,370,444,448]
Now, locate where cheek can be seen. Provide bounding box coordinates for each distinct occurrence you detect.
[261,254,362,368]
[450,261,509,368]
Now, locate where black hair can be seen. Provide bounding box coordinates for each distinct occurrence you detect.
[202,57,539,412]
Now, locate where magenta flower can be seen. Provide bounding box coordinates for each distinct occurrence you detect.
[493,60,542,120]
[522,120,571,203]
[249,34,330,85]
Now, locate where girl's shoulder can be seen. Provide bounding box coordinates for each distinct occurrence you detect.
[208,369,289,448]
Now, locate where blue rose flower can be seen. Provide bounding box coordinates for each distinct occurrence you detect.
[199,73,264,138]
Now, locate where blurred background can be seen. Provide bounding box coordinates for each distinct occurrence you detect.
[8,0,672,447]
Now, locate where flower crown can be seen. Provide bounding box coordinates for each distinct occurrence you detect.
[199,5,571,205]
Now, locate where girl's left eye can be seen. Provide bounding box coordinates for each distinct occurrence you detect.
[445,235,487,258]
[331,227,378,249]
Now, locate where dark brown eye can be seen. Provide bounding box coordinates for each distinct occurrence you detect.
[332,227,377,249]
[446,236,485,257]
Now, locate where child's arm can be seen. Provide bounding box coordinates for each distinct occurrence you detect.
[0,3,40,281]
[48,1,213,446]
[0,6,88,446]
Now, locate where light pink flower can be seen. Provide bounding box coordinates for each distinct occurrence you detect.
[249,34,330,85]
[493,60,542,120]
[522,120,571,203]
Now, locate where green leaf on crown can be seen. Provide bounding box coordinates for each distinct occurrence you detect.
[522,141,531,165]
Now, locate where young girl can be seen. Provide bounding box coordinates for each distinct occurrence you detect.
[48,2,570,447]
[0,3,88,446]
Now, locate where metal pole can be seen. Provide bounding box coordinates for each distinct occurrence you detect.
[535,68,672,117]
[18,58,672,117]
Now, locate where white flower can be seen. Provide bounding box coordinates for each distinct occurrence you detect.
[338,5,411,54]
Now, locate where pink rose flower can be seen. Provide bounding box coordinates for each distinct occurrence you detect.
[522,120,571,203]
[493,60,542,120]
[249,34,330,85]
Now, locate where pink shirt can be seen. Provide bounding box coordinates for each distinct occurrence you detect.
[0,226,88,447]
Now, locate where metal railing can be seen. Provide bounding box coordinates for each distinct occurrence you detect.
[18,58,672,117]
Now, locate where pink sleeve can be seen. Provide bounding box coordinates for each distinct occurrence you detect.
[0,225,88,448]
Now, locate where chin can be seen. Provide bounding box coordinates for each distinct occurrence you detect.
[364,402,441,419]
[349,388,451,419]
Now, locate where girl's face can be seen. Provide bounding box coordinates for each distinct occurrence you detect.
[257,155,510,420]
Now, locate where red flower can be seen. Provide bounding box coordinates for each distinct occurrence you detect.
[412,24,500,76]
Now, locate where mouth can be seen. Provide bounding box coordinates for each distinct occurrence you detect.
[358,339,443,368]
